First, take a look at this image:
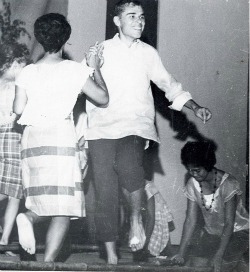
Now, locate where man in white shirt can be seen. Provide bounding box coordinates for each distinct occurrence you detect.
[86,0,212,264]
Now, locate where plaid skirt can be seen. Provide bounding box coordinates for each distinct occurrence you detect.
[21,120,85,217]
[0,123,23,199]
[145,182,173,256]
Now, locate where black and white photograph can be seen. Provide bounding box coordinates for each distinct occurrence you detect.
[0,0,248,271]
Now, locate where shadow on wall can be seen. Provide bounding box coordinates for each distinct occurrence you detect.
[143,83,217,180]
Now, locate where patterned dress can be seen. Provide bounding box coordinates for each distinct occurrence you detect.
[15,60,93,217]
[145,181,173,256]
[0,80,23,199]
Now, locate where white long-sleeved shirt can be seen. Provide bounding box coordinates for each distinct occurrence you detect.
[86,34,192,142]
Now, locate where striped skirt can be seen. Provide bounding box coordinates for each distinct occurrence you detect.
[21,120,85,217]
[0,123,23,199]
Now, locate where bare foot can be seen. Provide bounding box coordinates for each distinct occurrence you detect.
[105,241,118,265]
[107,255,118,265]
[4,251,16,257]
[129,215,146,252]
[0,241,16,256]
[16,213,36,255]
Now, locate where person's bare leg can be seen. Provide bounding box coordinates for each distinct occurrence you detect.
[0,197,20,256]
[0,194,8,233]
[0,197,20,245]
[43,216,70,262]
[16,210,44,255]
[0,194,7,202]
[123,188,146,252]
[105,241,118,265]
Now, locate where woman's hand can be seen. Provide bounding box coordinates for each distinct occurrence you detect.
[78,136,86,151]
[170,254,185,265]
[86,42,104,69]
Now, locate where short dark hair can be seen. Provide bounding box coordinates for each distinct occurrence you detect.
[34,13,71,53]
[181,141,217,171]
[114,0,143,17]
[0,42,29,75]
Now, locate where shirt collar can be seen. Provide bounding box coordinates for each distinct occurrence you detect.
[113,33,141,48]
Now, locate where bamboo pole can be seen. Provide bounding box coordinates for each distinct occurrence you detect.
[0,243,99,253]
[0,260,212,271]
[0,244,213,271]
[0,260,88,271]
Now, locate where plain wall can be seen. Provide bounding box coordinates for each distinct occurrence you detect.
[65,0,107,243]
[65,0,107,61]
[67,0,248,244]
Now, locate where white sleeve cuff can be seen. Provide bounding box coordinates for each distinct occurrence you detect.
[168,92,192,111]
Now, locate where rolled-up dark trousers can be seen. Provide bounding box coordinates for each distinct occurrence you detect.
[88,136,145,242]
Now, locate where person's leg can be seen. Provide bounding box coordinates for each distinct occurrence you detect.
[16,210,46,255]
[88,139,119,264]
[0,197,20,245]
[104,241,117,265]
[122,187,145,251]
[0,194,8,202]
[44,216,70,262]
[116,136,146,252]
[144,196,155,249]
[132,194,155,262]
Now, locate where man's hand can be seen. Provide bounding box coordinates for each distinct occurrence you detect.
[193,106,212,124]
[184,99,212,124]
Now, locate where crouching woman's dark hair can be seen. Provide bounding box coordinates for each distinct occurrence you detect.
[181,141,217,171]
[34,13,71,53]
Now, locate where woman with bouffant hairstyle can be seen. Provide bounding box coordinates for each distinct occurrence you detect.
[34,13,71,53]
